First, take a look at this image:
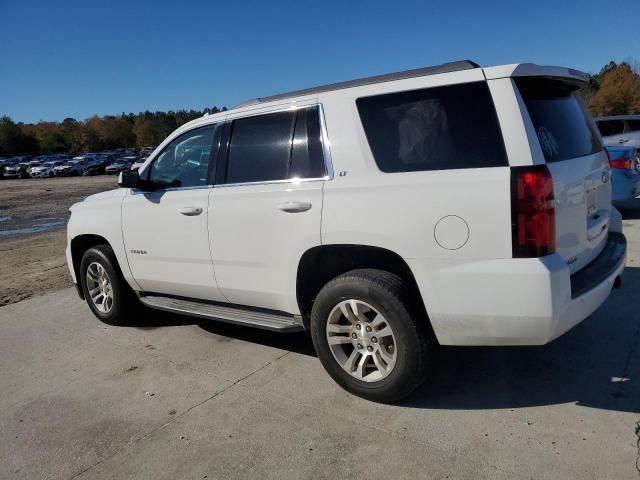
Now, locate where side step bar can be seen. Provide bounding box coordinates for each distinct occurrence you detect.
[138,294,305,333]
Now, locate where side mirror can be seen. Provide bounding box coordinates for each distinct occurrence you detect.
[118,169,141,189]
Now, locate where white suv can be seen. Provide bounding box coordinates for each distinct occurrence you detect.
[66,61,626,402]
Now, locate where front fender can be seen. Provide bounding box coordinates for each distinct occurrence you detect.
[67,190,141,291]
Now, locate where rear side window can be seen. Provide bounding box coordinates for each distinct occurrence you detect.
[356,82,508,172]
[516,78,602,163]
[226,107,325,184]
[290,107,326,178]
[597,119,625,136]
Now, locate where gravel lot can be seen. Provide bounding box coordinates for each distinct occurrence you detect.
[0,177,639,478]
[0,176,117,306]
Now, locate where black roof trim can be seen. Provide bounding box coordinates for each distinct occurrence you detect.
[236,60,480,108]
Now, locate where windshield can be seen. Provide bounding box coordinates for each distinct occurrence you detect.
[516,78,603,163]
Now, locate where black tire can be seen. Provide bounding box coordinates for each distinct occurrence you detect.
[79,245,140,325]
[310,269,431,403]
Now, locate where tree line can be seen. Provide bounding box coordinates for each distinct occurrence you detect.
[0,107,226,156]
[2,60,640,157]
[578,61,640,116]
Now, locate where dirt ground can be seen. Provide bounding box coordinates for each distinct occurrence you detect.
[0,176,117,306]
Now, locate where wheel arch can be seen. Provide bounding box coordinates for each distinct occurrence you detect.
[296,244,433,334]
[70,234,113,298]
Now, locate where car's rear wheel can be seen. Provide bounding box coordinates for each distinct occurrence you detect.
[80,245,140,325]
[310,269,431,403]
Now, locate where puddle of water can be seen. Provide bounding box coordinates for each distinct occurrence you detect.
[0,218,66,237]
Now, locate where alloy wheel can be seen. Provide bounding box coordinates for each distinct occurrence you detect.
[325,299,397,382]
[85,262,114,314]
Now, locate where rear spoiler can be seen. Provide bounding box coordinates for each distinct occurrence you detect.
[483,63,589,84]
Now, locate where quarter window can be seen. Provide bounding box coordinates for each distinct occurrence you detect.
[356,82,508,172]
[225,107,325,184]
[149,124,218,189]
[290,106,325,179]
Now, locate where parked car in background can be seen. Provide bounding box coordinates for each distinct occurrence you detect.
[72,155,99,165]
[3,162,31,179]
[54,160,84,176]
[596,116,640,150]
[25,160,43,175]
[0,158,19,179]
[67,61,626,402]
[606,145,640,204]
[30,160,65,178]
[96,153,116,165]
[105,158,135,174]
[0,157,17,168]
[83,163,106,176]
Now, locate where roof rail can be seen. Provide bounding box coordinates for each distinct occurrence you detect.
[235,60,480,108]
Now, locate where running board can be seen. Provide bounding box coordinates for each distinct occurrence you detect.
[138,295,305,332]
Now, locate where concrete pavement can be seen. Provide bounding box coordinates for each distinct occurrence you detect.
[1,205,640,479]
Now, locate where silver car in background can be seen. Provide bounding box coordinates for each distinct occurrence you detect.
[595,115,640,150]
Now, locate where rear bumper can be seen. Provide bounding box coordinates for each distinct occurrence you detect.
[408,232,626,346]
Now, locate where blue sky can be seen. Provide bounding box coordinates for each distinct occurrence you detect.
[1,0,638,123]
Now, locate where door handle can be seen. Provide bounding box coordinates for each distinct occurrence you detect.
[179,206,203,216]
[278,201,312,213]
[617,138,629,144]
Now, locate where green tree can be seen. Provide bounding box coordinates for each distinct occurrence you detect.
[0,105,226,154]
[587,62,640,116]
[0,116,39,155]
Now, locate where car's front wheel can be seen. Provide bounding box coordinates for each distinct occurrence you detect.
[310,269,431,403]
[79,245,139,325]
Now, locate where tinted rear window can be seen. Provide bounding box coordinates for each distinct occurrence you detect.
[225,107,325,184]
[227,111,295,184]
[356,82,508,172]
[516,78,602,163]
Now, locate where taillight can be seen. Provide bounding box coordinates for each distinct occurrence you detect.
[606,148,634,170]
[511,165,556,258]
[609,158,633,170]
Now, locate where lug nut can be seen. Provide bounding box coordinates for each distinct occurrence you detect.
[355,324,361,330]
[357,344,363,349]
[371,337,378,343]
[367,346,373,352]
[351,333,357,339]
[365,326,372,332]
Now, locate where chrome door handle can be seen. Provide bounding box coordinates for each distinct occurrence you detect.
[179,206,203,216]
[618,138,629,144]
[278,201,312,213]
